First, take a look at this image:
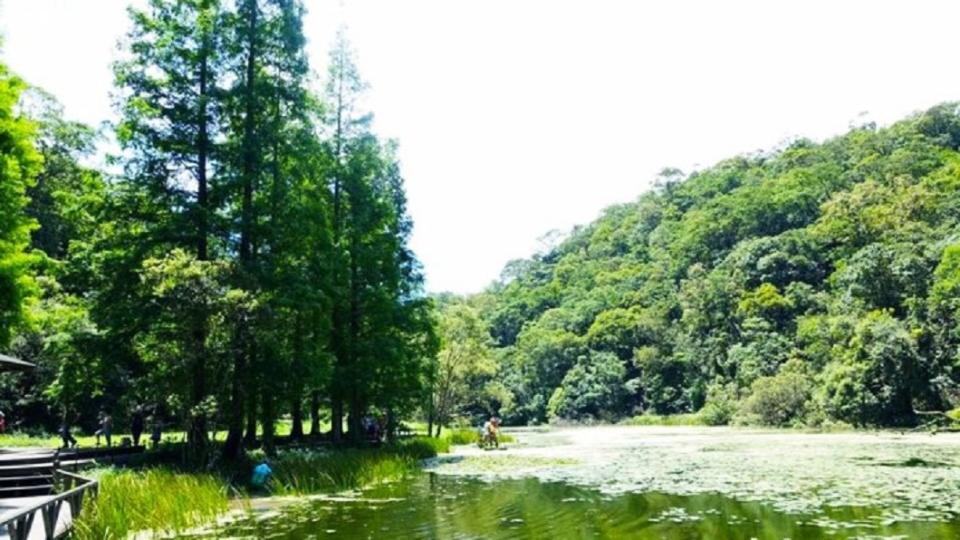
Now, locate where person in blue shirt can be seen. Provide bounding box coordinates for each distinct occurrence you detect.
[251,461,273,489]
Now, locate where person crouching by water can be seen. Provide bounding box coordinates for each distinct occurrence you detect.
[478,419,490,448]
[481,416,500,449]
[251,460,273,492]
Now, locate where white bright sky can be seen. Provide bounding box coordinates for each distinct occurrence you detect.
[2,1,959,294]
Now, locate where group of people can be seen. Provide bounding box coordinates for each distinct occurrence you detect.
[479,415,502,449]
[58,405,164,450]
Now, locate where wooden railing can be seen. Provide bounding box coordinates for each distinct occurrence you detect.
[1,469,98,540]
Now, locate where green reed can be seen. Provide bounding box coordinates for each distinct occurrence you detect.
[71,468,228,540]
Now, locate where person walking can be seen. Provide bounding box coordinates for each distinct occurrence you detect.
[131,405,145,447]
[95,409,113,447]
[60,417,78,449]
[149,416,163,448]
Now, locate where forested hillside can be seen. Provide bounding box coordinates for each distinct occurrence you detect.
[470,105,960,427]
[0,0,436,462]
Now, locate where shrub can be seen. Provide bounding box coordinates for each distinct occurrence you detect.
[740,359,812,426]
[700,382,739,426]
[394,436,450,458]
[446,427,479,445]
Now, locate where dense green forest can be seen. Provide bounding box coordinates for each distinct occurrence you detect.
[0,0,436,462]
[438,104,960,428]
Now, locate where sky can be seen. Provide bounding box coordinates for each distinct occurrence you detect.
[2,1,960,294]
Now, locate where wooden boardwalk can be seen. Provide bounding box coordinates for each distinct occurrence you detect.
[0,495,73,540]
[0,450,65,540]
[0,447,136,540]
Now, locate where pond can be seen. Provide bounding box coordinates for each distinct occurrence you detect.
[182,427,960,539]
[186,473,960,539]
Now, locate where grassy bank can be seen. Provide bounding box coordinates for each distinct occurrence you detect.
[0,418,318,449]
[70,437,448,537]
[72,468,229,540]
[621,413,862,432]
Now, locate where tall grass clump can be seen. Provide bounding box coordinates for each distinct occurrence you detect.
[72,468,228,539]
[446,427,478,445]
[623,413,706,426]
[269,450,416,495]
[397,435,450,456]
[268,436,448,495]
[441,427,516,446]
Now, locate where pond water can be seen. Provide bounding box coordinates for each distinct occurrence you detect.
[182,427,960,539]
[186,473,960,539]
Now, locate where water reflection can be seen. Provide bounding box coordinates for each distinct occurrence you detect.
[185,474,960,539]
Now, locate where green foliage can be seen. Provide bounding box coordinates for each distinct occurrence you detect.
[548,351,628,422]
[480,103,960,428]
[700,382,739,426]
[634,346,690,414]
[820,311,921,426]
[737,283,794,327]
[445,427,479,445]
[430,299,498,433]
[0,61,40,347]
[0,3,436,459]
[72,468,228,540]
[739,359,812,426]
[931,243,960,311]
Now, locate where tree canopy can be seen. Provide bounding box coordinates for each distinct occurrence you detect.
[474,104,960,428]
[0,1,436,463]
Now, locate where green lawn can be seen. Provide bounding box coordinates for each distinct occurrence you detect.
[0,417,322,449]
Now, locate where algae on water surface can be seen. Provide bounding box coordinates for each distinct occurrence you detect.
[428,426,960,523]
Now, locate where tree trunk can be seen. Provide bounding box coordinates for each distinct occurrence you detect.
[186,318,209,466]
[347,234,362,443]
[310,390,321,437]
[290,395,304,440]
[187,15,212,468]
[386,407,397,443]
[261,387,276,454]
[348,398,363,443]
[331,398,343,443]
[222,337,246,457]
[289,316,304,440]
[244,388,258,446]
[224,0,260,462]
[328,41,348,446]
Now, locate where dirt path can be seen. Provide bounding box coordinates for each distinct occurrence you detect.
[426,425,960,522]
